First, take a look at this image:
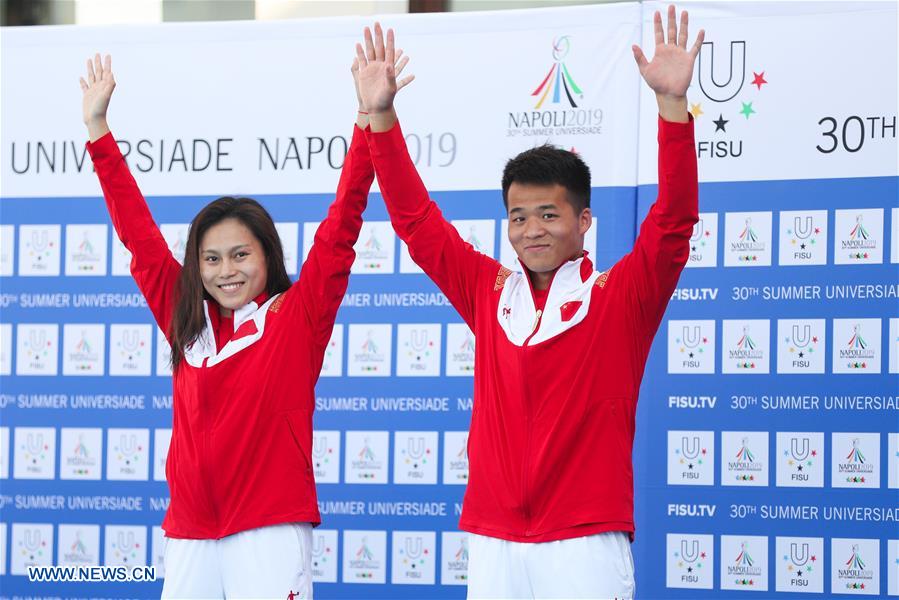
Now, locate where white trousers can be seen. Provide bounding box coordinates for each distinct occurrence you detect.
[467,531,635,600]
[161,522,313,600]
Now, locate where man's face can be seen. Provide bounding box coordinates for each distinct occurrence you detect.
[507,182,592,275]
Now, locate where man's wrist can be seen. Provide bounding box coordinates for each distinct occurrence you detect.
[368,107,397,133]
[655,94,689,123]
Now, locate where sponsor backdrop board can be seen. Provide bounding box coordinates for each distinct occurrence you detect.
[637,2,898,599]
[0,1,896,598]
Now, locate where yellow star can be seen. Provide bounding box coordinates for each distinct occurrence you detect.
[690,102,704,118]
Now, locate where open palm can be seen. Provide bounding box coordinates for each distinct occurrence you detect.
[354,23,414,114]
[633,6,704,98]
[79,53,115,125]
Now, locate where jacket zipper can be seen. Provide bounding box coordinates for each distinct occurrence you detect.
[199,356,220,531]
[518,265,554,535]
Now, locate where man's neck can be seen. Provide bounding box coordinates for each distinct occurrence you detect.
[528,268,556,291]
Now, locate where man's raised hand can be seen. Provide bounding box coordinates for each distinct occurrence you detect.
[632,5,704,121]
[355,23,413,131]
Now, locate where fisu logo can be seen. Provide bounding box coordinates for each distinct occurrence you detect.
[698,41,746,102]
[681,436,701,461]
[792,216,814,241]
[681,325,701,349]
[406,437,426,462]
[790,437,810,462]
[789,543,810,568]
[790,325,811,349]
[681,539,700,564]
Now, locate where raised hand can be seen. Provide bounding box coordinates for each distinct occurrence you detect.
[632,5,704,121]
[351,47,412,114]
[354,23,414,131]
[79,53,115,141]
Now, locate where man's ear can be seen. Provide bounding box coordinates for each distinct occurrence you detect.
[579,207,593,236]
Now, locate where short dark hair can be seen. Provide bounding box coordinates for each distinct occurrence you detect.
[501,145,591,212]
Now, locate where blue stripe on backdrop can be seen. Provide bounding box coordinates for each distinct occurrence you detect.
[634,175,898,599]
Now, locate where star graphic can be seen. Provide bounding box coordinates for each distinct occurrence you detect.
[812,337,818,343]
[797,464,803,471]
[740,102,756,119]
[797,570,803,577]
[689,352,695,358]
[751,71,767,90]
[811,555,817,562]
[688,463,694,469]
[814,227,820,234]
[700,552,707,559]
[798,352,804,358]
[690,102,704,118]
[687,566,693,573]
[713,114,728,133]
[800,243,806,249]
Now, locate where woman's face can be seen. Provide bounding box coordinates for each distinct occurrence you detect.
[199,218,268,314]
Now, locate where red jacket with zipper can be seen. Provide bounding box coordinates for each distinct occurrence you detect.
[87,126,373,539]
[366,117,697,542]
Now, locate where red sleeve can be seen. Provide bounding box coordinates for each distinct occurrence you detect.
[614,115,698,348]
[296,125,374,366]
[86,132,181,337]
[365,121,496,329]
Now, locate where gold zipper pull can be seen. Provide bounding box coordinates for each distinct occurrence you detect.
[532,309,543,332]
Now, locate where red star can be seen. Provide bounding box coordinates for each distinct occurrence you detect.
[811,450,817,457]
[751,71,767,90]
[811,555,817,562]
[704,231,710,237]
[701,552,707,558]
[863,252,869,258]
[814,227,820,234]
[812,336,818,343]
[861,477,866,482]
[701,448,707,455]
[702,337,708,343]
[861,584,865,589]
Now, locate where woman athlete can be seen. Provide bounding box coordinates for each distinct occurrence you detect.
[79,52,412,598]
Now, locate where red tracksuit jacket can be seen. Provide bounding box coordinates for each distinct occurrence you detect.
[87,126,373,539]
[366,117,697,542]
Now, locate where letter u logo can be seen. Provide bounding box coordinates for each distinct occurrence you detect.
[116,531,135,553]
[312,436,328,458]
[790,542,810,566]
[28,330,46,352]
[30,230,49,252]
[121,329,140,352]
[680,539,699,563]
[681,326,701,348]
[25,432,43,455]
[791,324,811,348]
[409,330,428,353]
[790,437,810,461]
[312,535,325,557]
[119,434,137,457]
[793,216,813,240]
[404,537,423,560]
[681,436,700,460]
[407,437,425,460]
[691,220,704,242]
[24,529,42,552]
[698,41,746,102]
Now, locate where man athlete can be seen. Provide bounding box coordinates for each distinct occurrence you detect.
[355,6,703,598]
